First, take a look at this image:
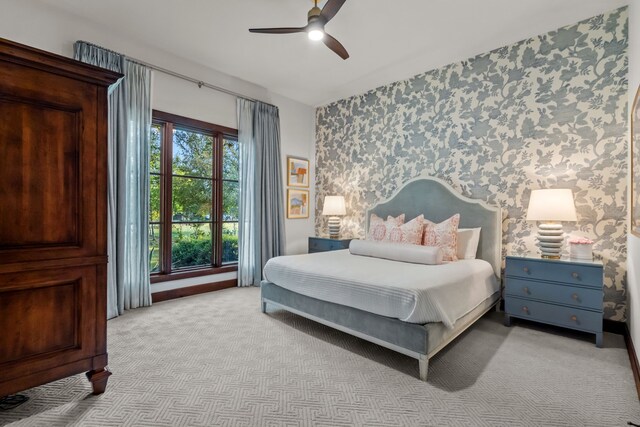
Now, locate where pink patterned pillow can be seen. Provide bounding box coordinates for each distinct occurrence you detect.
[422,214,460,261]
[367,213,405,241]
[387,214,425,245]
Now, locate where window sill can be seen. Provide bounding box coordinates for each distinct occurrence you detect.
[150,265,237,283]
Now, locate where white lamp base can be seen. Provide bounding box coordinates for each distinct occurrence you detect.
[327,216,341,239]
[536,222,564,259]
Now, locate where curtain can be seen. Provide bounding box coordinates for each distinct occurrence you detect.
[74,42,152,319]
[120,61,152,311]
[254,102,286,271]
[237,100,285,286]
[238,99,258,286]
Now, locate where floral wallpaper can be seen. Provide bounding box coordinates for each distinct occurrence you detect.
[315,8,628,320]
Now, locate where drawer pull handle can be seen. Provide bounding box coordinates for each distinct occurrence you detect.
[570,315,578,322]
[522,267,529,273]
[571,293,579,300]
[522,287,529,294]
[571,272,579,279]
[522,306,529,313]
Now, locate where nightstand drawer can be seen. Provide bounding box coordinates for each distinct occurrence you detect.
[308,239,325,252]
[505,278,603,310]
[505,258,602,288]
[505,297,602,333]
[308,237,352,253]
[326,241,349,251]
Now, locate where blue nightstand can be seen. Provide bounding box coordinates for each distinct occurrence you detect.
[308,236,352,253]
[504,255,604,347]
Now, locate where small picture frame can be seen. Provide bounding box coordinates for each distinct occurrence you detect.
[287,156,309,187]
[287,189,309,219]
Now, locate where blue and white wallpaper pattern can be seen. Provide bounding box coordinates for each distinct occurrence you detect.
[315,8,628,320]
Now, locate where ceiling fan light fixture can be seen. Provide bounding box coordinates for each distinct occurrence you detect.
[308,29,324,41]
[248,0,349,59]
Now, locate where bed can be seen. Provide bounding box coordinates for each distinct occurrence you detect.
[260,176,502,381]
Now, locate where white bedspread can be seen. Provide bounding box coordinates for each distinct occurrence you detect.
[263,249,499,328]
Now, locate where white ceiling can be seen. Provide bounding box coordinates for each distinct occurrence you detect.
[41,0,628,107]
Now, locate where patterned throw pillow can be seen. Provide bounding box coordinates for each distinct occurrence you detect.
[367,213,405,241]
[422,214,460,261]
[387,214,425,245]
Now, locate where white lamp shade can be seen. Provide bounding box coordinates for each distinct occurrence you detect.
[322,196,346,216]
[526,189,577,222]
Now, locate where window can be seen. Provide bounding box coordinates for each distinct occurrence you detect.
[149,111,239,281]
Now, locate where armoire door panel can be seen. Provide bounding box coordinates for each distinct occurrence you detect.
[0,266,98,379]
[0,281,78,363]
[0,97,80,248]
[0,59,102,264]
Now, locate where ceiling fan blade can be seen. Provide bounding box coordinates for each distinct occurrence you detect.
[249,27,307,34]
[320,0,346,23]
[323,33,349,60]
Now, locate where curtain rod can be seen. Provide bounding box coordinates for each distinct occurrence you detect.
[76,40,277,109]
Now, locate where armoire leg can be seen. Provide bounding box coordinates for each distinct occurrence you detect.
[86,368,112,395]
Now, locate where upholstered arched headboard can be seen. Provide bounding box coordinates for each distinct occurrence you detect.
[366,177,502,278]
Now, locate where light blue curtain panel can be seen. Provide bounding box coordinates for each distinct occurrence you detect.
[74,41,152,319]
[237,99,285,286]
[254,102,286,272]
[237,99,258,286]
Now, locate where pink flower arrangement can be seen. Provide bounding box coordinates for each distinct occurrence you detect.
[568,237,594,245]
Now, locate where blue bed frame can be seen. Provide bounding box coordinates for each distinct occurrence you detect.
[261,176,502,381]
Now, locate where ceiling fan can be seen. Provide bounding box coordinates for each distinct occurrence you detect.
[249,0,349,60]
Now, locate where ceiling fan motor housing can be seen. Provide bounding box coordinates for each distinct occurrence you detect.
[308,6,322,19]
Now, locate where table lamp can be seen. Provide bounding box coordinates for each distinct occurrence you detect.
[322,195,346,239]
[526,189,577,259]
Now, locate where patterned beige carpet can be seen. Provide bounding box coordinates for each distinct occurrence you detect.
[1,286,639,426]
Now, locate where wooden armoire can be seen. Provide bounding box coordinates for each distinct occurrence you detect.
[0,38,121,397]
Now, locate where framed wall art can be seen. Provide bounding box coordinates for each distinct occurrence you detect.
[287,156,309,187]
[287,189,309,219]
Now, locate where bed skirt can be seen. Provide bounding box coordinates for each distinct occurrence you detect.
[261,281,500,356]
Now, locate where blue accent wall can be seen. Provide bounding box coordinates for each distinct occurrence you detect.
[315,8,628,320]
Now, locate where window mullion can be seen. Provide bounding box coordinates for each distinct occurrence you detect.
[161,121,174,275]
[213,132,223,267]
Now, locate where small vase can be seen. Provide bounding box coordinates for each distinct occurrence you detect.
[569,243,593,260]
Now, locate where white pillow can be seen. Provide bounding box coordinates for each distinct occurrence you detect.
[457,228,481,259]
[350,239,444,265]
